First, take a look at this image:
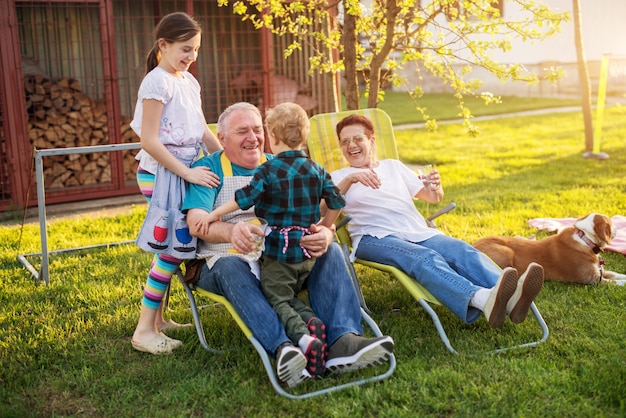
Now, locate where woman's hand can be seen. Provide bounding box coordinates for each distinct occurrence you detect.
[416,169,444,203]
[427,169,441,190]
[339,169,381,194]
[351,169,381,189]
[300,224,334,257]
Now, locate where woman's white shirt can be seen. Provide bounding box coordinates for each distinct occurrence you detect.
[331,159,441,260]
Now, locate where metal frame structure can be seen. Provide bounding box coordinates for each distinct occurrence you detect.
[176,270,396,400]
[17,143,141,285]
[308,108,550,355]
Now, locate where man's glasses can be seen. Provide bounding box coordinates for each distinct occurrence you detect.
[339,134,368,147]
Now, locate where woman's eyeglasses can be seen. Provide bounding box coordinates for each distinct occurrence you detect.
[339,134,368,147]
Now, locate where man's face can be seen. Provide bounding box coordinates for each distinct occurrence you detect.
[220,109,265,169]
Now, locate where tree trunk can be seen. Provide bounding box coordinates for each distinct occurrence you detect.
[366,0,398,109]
[342,9,359,110]
[572,0,594,153]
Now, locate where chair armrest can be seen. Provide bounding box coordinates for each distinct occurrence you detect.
[426,202,457,228]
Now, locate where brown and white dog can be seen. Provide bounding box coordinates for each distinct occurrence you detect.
[473,213,626,285]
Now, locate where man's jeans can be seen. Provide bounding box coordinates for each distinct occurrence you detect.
[356,234,503,323]
[196,243,363,356]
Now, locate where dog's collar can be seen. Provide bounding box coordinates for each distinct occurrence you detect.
[576,229,602,254]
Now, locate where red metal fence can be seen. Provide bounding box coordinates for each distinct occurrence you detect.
[0,0,337,212]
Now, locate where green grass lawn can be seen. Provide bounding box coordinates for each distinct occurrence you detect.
[349,91,582,125]
[1,100,625,417]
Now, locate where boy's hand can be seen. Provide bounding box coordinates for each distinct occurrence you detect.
[193,212,220,236]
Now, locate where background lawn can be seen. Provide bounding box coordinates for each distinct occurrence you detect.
[1,96,625,417]
[350,91,582,125]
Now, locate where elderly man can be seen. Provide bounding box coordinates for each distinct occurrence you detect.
[182,102,394,387]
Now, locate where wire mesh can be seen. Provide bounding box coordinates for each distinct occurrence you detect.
[3,0,336,211]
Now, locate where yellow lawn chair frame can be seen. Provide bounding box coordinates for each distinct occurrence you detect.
[172,122,395,399]
[175,269,395,400]
[308,108,549,355]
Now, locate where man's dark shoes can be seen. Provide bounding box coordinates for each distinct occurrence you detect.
[325,333,394,374]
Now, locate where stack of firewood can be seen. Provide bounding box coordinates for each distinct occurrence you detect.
[24,75,139,189]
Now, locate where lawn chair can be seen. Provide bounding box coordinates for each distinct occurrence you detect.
[308,108,549,355]
[174,268,395,400]
[170,121,395,398]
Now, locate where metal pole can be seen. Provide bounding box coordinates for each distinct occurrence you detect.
[20,143,142,285]
[34,149,48,284]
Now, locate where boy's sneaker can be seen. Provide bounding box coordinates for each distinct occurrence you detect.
[276,343,307,387]
[325,334,394,374]
[307,317,327,360]
[304,338,325,378]
[284,369,311,388]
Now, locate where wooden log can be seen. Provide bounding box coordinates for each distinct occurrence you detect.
[22,74,138,190]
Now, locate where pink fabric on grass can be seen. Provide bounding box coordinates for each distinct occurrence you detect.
[527,215,626,255]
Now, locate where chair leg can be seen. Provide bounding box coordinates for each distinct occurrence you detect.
[416,298,549,355]
[174,269,220,354]
[163,282,170,311]
[340,243,371,314]
[175,268,396,399]
[416,298,458,354]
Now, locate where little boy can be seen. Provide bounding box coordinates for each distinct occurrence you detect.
[200,102,345,378]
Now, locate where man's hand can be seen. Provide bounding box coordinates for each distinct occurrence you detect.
[300,224,334,257]
[231,221,264,254]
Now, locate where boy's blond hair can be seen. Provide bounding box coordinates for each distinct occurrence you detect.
[265,102,310,149]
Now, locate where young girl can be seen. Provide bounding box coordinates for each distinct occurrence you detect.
[130,12,222,355]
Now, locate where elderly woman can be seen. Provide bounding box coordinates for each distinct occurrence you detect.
[330,114,544,328]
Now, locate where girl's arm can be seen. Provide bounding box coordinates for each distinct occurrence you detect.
[140,99,218,187]
[202,124,222,153]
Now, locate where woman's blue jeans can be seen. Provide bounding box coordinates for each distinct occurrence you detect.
[355,234,503,323]
[195,243,363,356]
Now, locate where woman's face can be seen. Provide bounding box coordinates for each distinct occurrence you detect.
[338,124,375,169]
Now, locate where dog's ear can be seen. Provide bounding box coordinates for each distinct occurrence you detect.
[594,214,613,243]
[574,213,595,232]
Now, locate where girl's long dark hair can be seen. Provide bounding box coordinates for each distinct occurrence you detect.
[145,12,201,74]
